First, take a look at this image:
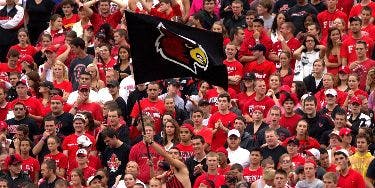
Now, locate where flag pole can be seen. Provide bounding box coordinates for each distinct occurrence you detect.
[136,96,152,159]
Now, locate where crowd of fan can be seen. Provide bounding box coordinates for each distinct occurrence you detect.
[0,0,375,187]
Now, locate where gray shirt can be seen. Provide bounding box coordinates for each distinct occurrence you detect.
[296,179,324,188]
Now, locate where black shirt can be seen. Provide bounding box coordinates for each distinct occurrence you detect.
[272,0,297,13]
[287,4,318,35]
[101,142,130,187]
[51,112,74,136]
[305,113,334,141]
[38,177,63,188]
[6,117,39,141]
[185,156,208,184]
[261,145,287,166]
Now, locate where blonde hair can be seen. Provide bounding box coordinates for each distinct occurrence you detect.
[86,63,100,81]
[366,68,375,92]
[52,61,68,80]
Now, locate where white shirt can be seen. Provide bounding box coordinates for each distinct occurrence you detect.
[227,147,250,168]
[293,51,320,81]
[119,75,135,102]
[97,87,129,104]
[66,90,99,105]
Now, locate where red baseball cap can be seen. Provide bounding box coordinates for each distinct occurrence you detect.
[50,95,64,103]
[180,123,194,135]
[339,128,352,137]
[339,66,350,74]
[215,147,228,157]
[45,45,57,53]
[252,105,264,114]
[19,55,34,65]
[279,85,291,93]
[350,96,362,105]
[5,154,22,168]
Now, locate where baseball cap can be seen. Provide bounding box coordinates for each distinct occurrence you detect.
[78,85,90,91]
[228,129,240,137]
[324,89,337,96]
[5,154,22,167]
[19,55,34,65]
[77,135,92,147]
[305,148,320,160]
[252,105,264,114]
[106,80,119,87]
[279,85,291,93]
[287,139,299,146]
[167,79,180,87]
[250,44,267,53]
[329,130,340,138]
[243,72,256,80]
[339,66,350,74]
[180,123,194,135]
[15,80,27,87]
[339,128,352,137]
[45,45,57,53]
[350,96,362,105]
[40,81,54,90]
[73,113,86,122]
[50,95,64,103]
[76,148,88,157]
[87,175,102,185]
[215,147,228,157]
[304,159,317,167]
[335,148,349,157]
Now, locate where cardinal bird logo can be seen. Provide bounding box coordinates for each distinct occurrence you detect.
[155,23,209,74]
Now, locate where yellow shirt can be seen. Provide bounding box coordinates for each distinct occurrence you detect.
[349,152,374,177]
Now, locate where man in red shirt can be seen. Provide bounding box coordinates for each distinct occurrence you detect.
[243,44,276,81]
[279,93,301,136]
[83,0,125,33]
[224,43,243,92]
[61,0,80,30]
[74,149,97,179]
[239,18,272,65]
[20,138,40,184]
[129,123,162,184]
[242,79,275,122]
[0,87,10,121]
[349,0,375,18]
[340,16,374,66]
[140,0,182,21]
[360,6,375,40]
[334,150,366,188]
[62,114,96,173]
[175,123,194,161]
[111,29,130,58]
[130,82,166,134]
[193,152,225,187]
[69,85,103,124]
[0,49,21,80]
[269,22,301,69]
[317,0,348,40]
[207,93,237,151]
[349,40,375,90]
[243,148,263,184]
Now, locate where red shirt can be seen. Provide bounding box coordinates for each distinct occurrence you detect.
[239,30,273,62]
[204,88,237,113]
[62,14,80,30]
[68,155,102,172]
[77,102,104,122]
[270,38,301,69]
[0,102,10,121]
[337,0,353,15]
[218,165,231,175]
[243,166,263,184]
[317,10,348,40]
[340,35,374,64]
[0,63,22,81]
[361,24,375,40]
[353,89,369,98]
[62,133,96,171]
[194,173,225,188]
[242,96,275,117]
[9,44,37,57]
[10,96,43,117]
[279,113,302,136]
[90,11,123,33]
[21,156,40,181]
[194,127,213,145]
[315,88,347,109]
[53,80,73,93]
[337,169,366,188]
[351,58,375,90]
[235,92,255,111]
[150,4,182,21]
[175,143,194,162]
[129,142,162,183]
[349,2,375,18]
[291,154,305,168]
[243,60,276,82]
[44,152,68,169]
[207,111,237,151]
[224,59,243,92]
[130,98,166,133]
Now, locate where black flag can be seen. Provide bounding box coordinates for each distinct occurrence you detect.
[125,11,228,89]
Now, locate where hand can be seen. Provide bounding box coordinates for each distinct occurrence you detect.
[253,30,260,40]
[277,34,285,42]
[215,120,222,129]
[42,131,50,139]
[143,134,153,144]
[224,5,231,11]
[13,138,20,147]
[193,164,203,175]
[266,89,274,97]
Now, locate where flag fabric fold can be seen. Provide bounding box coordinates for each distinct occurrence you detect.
[125,11,228,89]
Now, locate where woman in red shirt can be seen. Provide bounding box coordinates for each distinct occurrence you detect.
[278,51,294,87]
[9,28,37,58]
[348,73,369,98]
[282,119,320,152]
[26,71,41,98]
[324,27,342,75]
[43,14,66,47]
[52,61,72,100]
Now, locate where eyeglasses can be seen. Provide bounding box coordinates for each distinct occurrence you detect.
[14,108,24,111]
